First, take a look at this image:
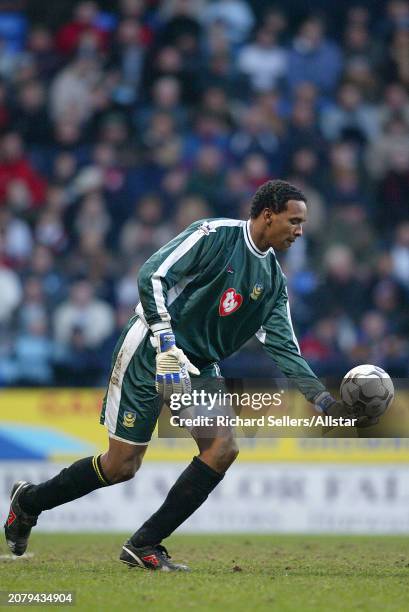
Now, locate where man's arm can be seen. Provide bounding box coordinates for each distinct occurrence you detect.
[256,279,378,426]
[256,274,328,405]
[137,220,226,399]
[137,220,223,334]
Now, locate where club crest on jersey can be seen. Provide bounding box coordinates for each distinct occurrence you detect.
[123,408,137,428]
[219,288,243,316]
[250,283,264,300]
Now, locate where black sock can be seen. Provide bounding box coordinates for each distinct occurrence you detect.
[130,456,223,547]
[19,455,110,516]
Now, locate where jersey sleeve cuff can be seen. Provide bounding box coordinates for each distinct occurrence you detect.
[151,322,173,336]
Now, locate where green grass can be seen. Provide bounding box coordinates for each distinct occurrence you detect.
[1,534,409,611]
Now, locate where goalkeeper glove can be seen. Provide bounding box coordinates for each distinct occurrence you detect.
[313,391,379,428]
[155,331,200,401]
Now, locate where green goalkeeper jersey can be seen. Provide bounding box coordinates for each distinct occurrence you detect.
[136,218,325,402]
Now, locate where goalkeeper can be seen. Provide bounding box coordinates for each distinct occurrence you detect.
[4,180,363,571]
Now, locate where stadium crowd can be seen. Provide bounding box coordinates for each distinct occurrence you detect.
[0,0,408,386]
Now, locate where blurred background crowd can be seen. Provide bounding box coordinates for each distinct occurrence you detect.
[0,0,408,387]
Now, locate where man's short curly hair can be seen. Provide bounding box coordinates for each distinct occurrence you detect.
[250,180,307,218]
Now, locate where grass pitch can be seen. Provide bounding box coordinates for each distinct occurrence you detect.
[1,534,409,611]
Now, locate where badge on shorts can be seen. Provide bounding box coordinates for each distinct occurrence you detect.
[123,408,137,428]
[250,283,264,300]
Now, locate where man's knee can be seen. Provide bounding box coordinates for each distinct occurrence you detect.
[199,436,239,472]
[223,439,239,466]
[100,440,146,484]
[107,457,141,484]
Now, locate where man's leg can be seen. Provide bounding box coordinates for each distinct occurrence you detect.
[4,438,146,555]
[127,430,238,548]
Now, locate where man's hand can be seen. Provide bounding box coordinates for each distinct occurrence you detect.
[313,392,379,428]
[155,331,200,401]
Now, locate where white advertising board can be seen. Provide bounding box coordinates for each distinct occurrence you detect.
[1,462,409,534]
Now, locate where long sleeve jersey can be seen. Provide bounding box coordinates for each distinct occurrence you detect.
[136,218,325,402]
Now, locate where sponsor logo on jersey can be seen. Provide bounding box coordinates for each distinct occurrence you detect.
[198,222,216,236]
[219,288,243,316]
[123,408,137,428]
[250,282,264,300]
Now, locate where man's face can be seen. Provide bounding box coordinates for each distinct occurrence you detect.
[265,199,307,250]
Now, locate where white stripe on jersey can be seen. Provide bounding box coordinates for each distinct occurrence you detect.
[256,326,266,343]
[256,291,300,354]
[285,290,300,353]
[167,273,199,307]
[104,318,147,433]
[151,219,244,324]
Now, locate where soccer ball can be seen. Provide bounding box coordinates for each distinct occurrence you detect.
[340,364,394,418]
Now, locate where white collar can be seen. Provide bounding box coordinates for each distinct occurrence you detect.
[243,219,271,258]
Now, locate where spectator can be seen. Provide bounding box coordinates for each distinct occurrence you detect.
[64,230,116,303]
[55,1,109,57]
[377,0,409,40]
[199,51,249,100]
[159,0,203,47]
[12,317,55,386]
[322,204,377,270]
[300,317,349,376]
[229,106,280,166]
[12,80,51,146]
[173,195,212,233]
[115,260,141,310]
[50,56,101,125]
[27,25,60,79]
[111,19,145,106]
[139,75,187,130]
[284,100,325,160]
[54,325,105,386]
[287,16,343,96]
[381,27,409,88]
[17,276,49,332]
[241,153,271,190]
[53,279,115,349]
[237,26,287,92]
[143,44,197,106]
[320,81,380,144]
[119,193,173,259]
[378,82,409,126]
[202,0,254,46]
[0,263,21,324]
[0,207,32,266]
[377,148,409,231]
[390,222,409,289]
[73,192,111,244]
[366,116,409,180]
[34,207,68,254]
[25,245,66,307]
[186,145,226,211]
[0,79,10,132]
[310,245,368,322]
[0,132,46,209]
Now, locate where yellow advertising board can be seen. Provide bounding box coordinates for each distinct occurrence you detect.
[1,389,409,462]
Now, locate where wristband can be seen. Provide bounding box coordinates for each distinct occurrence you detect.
[313,391,337,413]
[157,331,176,353]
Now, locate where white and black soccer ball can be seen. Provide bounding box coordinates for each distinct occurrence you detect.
[340,364,394,418]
